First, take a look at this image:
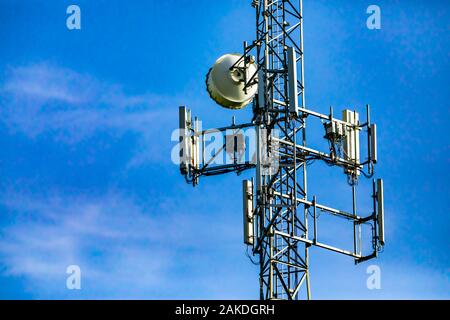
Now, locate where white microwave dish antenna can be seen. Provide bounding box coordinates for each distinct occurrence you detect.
[206,53,258,109]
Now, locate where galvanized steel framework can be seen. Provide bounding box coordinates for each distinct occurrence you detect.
[253,0,309,300]
[179,0,383,300]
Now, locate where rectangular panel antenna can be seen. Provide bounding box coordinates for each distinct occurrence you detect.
[287,47,299,116]
[243,179,254,245]
[179,106,191,175]
[371,124,377,164]
[343,110,360,175]
[193,117,200,170]
[258,70,266,110]
[377,178,385,245]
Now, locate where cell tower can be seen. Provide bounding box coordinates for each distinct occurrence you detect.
[178,0,384,300]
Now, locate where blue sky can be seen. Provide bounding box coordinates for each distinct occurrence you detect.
[0,0,448,299]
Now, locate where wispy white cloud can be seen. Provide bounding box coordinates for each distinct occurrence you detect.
[0,192,155,282]
[0,63,258,298]
[0,190,247,298]
[0,63,184,166]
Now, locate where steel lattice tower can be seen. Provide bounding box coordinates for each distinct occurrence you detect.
[253,0,310,300]
[178,0,384,301]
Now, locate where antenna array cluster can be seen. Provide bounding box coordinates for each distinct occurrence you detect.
[178,0,384,300]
